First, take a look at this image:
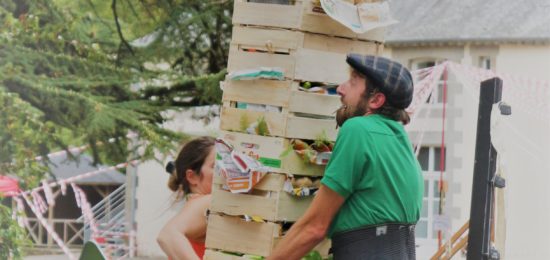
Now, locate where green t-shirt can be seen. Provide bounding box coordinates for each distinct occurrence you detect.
[321,114,423,237]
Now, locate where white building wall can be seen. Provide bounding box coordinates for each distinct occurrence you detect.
[493,45,550,259]
[497,44,550,79]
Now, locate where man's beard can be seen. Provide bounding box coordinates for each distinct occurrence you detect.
[335,98,369,127]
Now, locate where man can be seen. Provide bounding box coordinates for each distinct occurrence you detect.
[267,54,423,260]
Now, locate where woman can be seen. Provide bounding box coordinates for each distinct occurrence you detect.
[157,136,216,260]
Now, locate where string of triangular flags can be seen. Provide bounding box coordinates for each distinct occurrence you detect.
[9,161,138,259]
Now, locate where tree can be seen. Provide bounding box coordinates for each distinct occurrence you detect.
[0,0,233,257]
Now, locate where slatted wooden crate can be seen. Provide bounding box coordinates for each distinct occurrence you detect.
[205,214,332,258]
[205,214,282,257]
[220,79,340,141]
[210,173,314,222]
[228,26,381,84]
[219,131,326,176]
[232,0,385,42]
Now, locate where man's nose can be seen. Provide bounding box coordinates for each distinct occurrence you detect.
[336,82,346,96]
[336,83,344,96]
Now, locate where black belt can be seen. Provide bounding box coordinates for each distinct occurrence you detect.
[330,223,417,260]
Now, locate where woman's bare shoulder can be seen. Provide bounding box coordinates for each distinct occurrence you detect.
[182,194,212,211]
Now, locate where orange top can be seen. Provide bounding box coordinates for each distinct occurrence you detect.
[166,240,205,260]
[187,193,206,259]
[190,240,206,259]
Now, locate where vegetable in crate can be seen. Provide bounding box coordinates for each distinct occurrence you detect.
[288,134,334,165]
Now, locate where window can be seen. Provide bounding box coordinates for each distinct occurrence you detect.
[479,56,491,70]
[412,59,446,104]
[416,146,446,240]
[418,146,446,172]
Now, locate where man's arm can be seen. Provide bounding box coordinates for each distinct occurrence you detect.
[267,185,345,260]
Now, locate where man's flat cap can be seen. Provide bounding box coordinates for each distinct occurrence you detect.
[346,54,414,109]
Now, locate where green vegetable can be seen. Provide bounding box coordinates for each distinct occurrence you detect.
[302,250,323,260]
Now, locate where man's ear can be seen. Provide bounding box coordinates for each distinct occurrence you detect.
[368,92,386,109]
[185,169,200,186]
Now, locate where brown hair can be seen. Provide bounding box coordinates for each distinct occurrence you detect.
[167,136,215,195]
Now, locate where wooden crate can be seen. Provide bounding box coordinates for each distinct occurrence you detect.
[210,173,314,222]
[228,26,381,84]
[232,0,385,42]
[204,250,247,260]
[205,214,282,257]
[205,235,331,259]
[220,79,340,141]
[219,131,326,176]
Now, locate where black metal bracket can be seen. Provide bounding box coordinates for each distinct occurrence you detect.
[498,102,512,116]
[467,78,504,260]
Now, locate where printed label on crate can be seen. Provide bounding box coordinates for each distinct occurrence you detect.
[215,138,269,193]
[228,67,284,81]
[258,157,282,168]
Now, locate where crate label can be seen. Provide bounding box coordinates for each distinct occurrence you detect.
[259,157,281,168]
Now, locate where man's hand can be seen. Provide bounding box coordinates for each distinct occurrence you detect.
[267,185,345,260]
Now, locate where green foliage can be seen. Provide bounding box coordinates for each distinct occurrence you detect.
[239,114,250,133]
[256,116,269,136]
[301,250,323,260]
[0,0,233,177]
[0,203,30,260]
[0,0,233,254]
[313,131,331,148]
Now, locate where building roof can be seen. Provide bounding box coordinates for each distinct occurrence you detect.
[47,153,126,185]
[385,0,550,45]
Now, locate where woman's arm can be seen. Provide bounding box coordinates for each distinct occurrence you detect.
[157,194,211,260]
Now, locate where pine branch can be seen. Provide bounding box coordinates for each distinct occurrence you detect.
[85,0,116,34]
[111,0,135,57]
[138,0,157,22]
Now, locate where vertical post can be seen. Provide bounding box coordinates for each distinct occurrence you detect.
[467,78,502,260]
[125,135,138,257]
[47,205,53,246]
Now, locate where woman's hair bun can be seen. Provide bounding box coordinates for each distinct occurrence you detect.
[165,161,175,175]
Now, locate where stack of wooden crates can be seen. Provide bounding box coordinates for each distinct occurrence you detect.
[205,0,384,258]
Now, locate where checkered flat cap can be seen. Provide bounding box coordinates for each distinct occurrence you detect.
[346,54,414,109]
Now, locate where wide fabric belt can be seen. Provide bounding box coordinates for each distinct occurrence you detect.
[331,223,417,260]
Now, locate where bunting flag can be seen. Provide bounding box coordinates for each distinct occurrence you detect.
[60,180,67,196]
[70,183,99,240]
[21,193,76,260]
[407,62,447,121]
[21,160,137,197]
[71,183,82,209]
[405,61,550,130]
[31,190,48,215]
[0,175,19,197]
[12,196,26,228]
[6,157,137,260]
[42,180,55,207]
